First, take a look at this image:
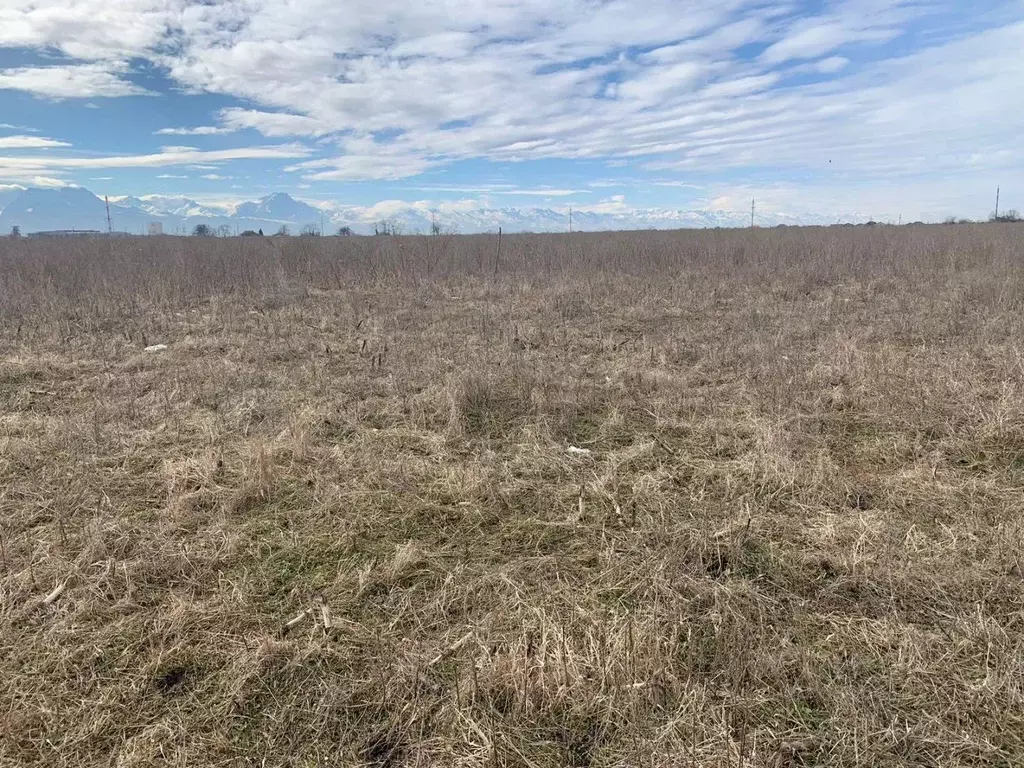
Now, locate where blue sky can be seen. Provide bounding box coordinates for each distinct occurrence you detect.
[1,0,1022,223]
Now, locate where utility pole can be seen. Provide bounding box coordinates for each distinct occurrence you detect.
[104,196,112,235]
[320,211,324,236]
[995,186,1000,219]
[750,199,755,229]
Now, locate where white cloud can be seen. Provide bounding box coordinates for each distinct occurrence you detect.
[7,175,72,187]
[156,174,189,179]
[155,126,235,136]
[0,145,313,180]
[0,62,151,98]
[0,135,71,149]
[569,194,632,215]
[652,181,704,189]
[218,108,335,137]
[201,173,233,180]
[816,56,850,74]
[761,22,854,65]
[0,0,175,60]
[0,0,1021,217]
[405,184,586,196]
[687,172,1014,223]
[759,1,914,66]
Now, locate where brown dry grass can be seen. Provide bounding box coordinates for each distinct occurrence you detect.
[1,224,1023,767]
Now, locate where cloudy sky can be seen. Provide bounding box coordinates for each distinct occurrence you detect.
[0,0,1021,222]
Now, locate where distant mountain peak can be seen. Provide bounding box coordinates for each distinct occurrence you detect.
[234,192,322,225]
[0,183,868,236]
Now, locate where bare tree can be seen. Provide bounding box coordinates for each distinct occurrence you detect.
[374,218,403,236]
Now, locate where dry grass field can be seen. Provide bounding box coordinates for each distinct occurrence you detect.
[1,225,1023,767]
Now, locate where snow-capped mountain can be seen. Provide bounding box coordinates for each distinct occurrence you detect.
[0,186,156,233]
[114,195,225,219]
[234,192,323,225]
[326,204,842,234]
[0,185,862,236]
[0,188,324,234]
[0,185,23,212]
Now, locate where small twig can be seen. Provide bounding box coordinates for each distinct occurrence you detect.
[282,608,311,634]
[320,602,333,631]
[613,333,643,351]
[428,631,474,667]
[713,517,752,540]
[41,578,69,608]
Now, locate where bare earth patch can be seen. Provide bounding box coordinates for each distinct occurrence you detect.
[1,225,1023,766]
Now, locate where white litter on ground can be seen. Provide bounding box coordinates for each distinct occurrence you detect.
[144,344,168,353]
[566,446,592,456]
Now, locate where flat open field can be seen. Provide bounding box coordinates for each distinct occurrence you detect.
[1,225,1023,767]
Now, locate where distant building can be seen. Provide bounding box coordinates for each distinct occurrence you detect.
[147,222,164,236]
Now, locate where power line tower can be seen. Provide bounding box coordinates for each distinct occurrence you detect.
[995,186,1000,219]
[750,199,755,229]
[104,196,112,235]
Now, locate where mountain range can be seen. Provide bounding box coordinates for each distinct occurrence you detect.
[0,186,857,236]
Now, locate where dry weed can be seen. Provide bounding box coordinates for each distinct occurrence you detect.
[1,224,1023,766]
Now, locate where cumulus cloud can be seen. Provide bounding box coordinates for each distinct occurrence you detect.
[0,0,177,60]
